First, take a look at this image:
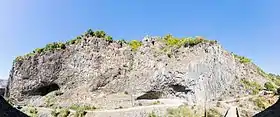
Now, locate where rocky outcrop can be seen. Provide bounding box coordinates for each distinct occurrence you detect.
[5,34,269,110]
[0,79,7,96]
[0,96,28,117]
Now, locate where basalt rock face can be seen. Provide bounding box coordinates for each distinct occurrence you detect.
[6,36,268,108]
[0,79,7,96]
[0,96,28,117]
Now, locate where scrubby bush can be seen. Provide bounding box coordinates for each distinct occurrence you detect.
[14,29,115,63]
[45,95,56,107]
[119,39,127,44]
[207,108,222,117]
[162,34,210,48]
[129,40,142,51]
[15,56,24,62]
[66,36,82,45]
[74,109,87,117]
[33,48,44,54]
[27,107,38,117]
[85,29,95,37]
[58,108,70,117]
[166,105,198,117]
[257,67,267,77]
[252,96,269,109]
[152,101,161,105]
[264,82,276,91]
[241,79,262,95]
[44,42,66,52]
[163,34,181,47]
[148,111,159,117]
[233,54,251,63]
[94,31,106,38]
[51,109,59,117]
[266,74,280,86]
[105,36,113,42]
[70,104,96,117]
[70,104,96,111]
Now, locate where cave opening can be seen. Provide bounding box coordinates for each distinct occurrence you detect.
[136,91,162,100]
[170,84,190,94]
[34,83,60,96]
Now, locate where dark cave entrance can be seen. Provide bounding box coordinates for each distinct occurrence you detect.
[136,91,162,100]
[34,83,60,96]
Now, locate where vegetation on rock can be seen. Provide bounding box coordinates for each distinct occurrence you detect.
[264,82,277,92]
[162,34,216,48]
[166,105,198,117]
[148,111,159,117]
[241,78,262,95]
[13,29,115,63]
[152,100,161,105]
[252,96,270,110]
[74,109,87,117]
[128,40,143,51]
[69,104,95,117]
[233,54,251,63]
[69,104,96,111]
[13,30,219,63]
[24,107,38,117]
[51,108,71,117]
[207,108,222,117]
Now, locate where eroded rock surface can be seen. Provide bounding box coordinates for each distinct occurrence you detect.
[0,79,7,96]
[5,36,269,111]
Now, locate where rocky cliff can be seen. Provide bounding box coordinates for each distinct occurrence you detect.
[0,79,7,96]
[4,30,279,117]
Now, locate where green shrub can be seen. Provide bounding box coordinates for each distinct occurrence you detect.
[148,111,159,117]
[233,54,251,63]
[166,105,198,117]
[14,29,113,63]
[207,108,222,117]
[58,108,70,117]
[44,42,66,52]
[74,109,87,117]
[14,56,24,63]
[85,29,95,37]
[119,39,127,44]
[70,104,96,111]
[94,31,106,38]
[162,34,208,48]
[252,96,269,109]
[266,74,280,86]
[257,67,267,77]
[164,34,181,47]
[66,36,82,45]
[129,40,142,51]
[241,79,262,95]
[27,107,38,117]
[45,95,55,107]
[152,101,161,105]
[33,48,44,54]
[51,109,59,117]
[105,36,113,42]
[264,82,276,91]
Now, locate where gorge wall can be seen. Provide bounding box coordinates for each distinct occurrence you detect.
[4,31,278,117]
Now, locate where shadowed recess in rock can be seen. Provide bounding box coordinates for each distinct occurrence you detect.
[31,83,60,96]
[170,84,191,94]
[136,91,162,100]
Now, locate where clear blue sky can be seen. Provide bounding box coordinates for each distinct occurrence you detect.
[0,0,279,79]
